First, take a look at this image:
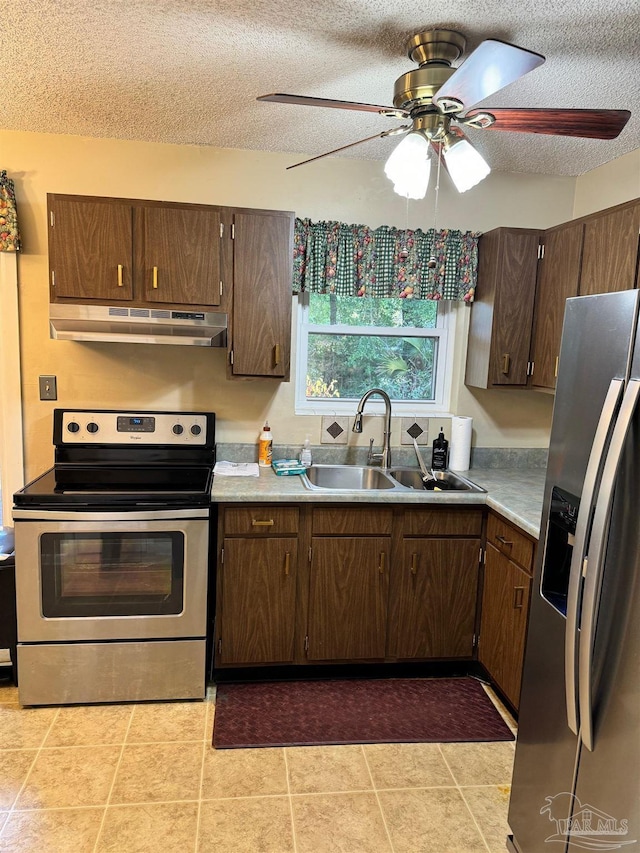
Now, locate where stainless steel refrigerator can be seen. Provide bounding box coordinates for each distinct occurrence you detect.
[508,290,640,852]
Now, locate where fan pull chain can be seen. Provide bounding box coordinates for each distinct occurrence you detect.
[427,152,442,270]
[399,195,409,260]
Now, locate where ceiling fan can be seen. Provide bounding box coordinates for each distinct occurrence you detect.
[257,29,631,197]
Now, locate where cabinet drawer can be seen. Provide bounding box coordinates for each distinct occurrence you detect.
[223,506,299,535]
[487,513,534,571]
[312,508,392,536]
[403,509,483,537]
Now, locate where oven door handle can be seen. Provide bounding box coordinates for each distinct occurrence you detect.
[12,507,210,522]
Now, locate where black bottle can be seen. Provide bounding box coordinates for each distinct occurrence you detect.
[431,427,449,471]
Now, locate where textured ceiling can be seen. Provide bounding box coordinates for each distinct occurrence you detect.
[2,0,639,176]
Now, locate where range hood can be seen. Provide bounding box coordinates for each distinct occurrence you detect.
[49,304,227,347]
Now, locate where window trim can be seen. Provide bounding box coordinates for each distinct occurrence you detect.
[295,293,456,416]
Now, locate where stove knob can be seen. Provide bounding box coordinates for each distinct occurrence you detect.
[67,421,80,433]
[190,424,202,436]
[173,424,184,435]
[86,422,99,434]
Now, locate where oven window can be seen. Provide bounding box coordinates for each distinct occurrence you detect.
[40,532,184,617]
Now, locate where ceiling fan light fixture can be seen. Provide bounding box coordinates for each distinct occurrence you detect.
[442,133,491,192]
[384,131,431,199]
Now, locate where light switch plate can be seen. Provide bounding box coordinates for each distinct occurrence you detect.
[400,418,429,445]
[320,416,349,444]
[39,375,57,400]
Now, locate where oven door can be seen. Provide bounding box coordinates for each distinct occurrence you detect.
[13,507,209,642]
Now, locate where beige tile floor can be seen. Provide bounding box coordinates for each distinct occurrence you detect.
[0,677,517,853]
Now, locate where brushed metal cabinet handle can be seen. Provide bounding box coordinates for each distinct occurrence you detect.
[152,266,158,289]
[117,264,124,287]
[284,552,290,576]
[410,553,418,575]
[251,518,274,527]
[502,353,511,375]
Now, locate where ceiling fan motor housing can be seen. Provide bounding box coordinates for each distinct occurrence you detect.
[393,29,466,113]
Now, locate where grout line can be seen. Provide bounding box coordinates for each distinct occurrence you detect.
[437,745,492,853]
[0,705,61,837]
[21,738,206,751]
[458,787,494,853]
[193,698,210,853]
[283,749,298,853]
[360,744,396,853]
[11,799,201,813]
[91,705,135,853]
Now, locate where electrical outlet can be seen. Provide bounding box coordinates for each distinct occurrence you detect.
[39,375,57,400]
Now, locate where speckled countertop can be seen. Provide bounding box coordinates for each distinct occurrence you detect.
[211,467,546,539]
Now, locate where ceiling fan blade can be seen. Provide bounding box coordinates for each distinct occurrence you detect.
[464,108,631,139]
[258,93,407,116]
[433,39,545,113]
[286,126,411,170]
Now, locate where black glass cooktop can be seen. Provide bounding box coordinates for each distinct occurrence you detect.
[14,464,214,507]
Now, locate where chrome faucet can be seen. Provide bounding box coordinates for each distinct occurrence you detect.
[353,388,392,469]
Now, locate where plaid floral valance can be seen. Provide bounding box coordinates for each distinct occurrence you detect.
[0,171,21,252]
[293,218,479,302]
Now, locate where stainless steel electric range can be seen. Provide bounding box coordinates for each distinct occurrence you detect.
[12,409,215,706]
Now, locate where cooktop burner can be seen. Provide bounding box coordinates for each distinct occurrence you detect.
[14,409,216,508]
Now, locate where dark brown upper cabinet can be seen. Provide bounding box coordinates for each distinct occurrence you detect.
[49,194,224,309]
[465,227,542,389]
[467,197,639,395]
[47,193,295,380]
[48,196,135,302]
[136,205,222,306]
[529,221,584,391]
[228,210,294,381]
[578,201,640,297]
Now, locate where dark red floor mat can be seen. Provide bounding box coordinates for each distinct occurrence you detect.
[212,677,514,748]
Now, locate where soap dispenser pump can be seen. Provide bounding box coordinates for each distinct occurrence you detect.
[300,435,313,467]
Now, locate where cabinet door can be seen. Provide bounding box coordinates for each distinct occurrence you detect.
[394,539,479,659]
[489,230,540,386]
[307,537,389,661]
[231,211,293,378]
[138,206,221,306]
[479,543,531,708]
[465,228,540,389]
[579,203,640,296]
[49,196,133,301]
[218,537,298,665]
[530,221,584,390]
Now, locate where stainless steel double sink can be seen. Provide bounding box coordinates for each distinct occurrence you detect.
[301,464,485,493]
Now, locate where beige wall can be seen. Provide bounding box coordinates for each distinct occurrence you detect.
[2,129,577,479]
[573,150,640,218]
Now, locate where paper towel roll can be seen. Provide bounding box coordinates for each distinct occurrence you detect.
[449,416,473,471]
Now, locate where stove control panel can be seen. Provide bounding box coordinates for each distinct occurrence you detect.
[59,411,210,445]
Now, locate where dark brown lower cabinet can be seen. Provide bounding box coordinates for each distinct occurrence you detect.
[478,541,531,708]
[217,537,298,665]
[393,539,480,659]
[307,537,389,661]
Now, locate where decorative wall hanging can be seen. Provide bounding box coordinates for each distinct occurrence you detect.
[0,171,21,252]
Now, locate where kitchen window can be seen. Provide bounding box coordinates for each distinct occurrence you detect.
[295,293,455,415]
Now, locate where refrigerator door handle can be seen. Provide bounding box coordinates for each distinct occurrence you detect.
[565,378,624,735]
[578,378,640,751]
